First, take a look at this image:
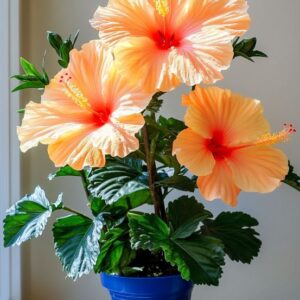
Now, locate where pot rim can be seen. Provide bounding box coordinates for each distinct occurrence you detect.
[101,272,183,280]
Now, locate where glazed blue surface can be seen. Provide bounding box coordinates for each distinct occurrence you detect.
[101,273,193,300]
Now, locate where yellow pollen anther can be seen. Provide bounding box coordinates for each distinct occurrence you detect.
[155,0,169,17]
[64,82,91,111]
[255,123,296,146]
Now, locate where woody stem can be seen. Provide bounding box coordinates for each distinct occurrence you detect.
[142,123,167,221]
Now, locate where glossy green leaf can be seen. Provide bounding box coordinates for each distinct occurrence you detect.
[53,214,103,280]
[168,235,225,285]
[128,213,225,285]
[251,50,268,58]
[47,31,63,54]
[11,74,39,81]
[59,41,72,66]
[47,31,79,68]
[283,162,300,192]
[89,189,151,229]
[90,197,106,217]
[86,158,151,206]
[202,212,261,264]
[233,37,268,62]
[11,57,49,92]
[58,60,68,68]
[48,165,81,180]
[12,81,45,92]
[157,175,196,192]
[20,57,44,81]
[94,226,135,274]
[3,186,62,247]
[168,196,212,239]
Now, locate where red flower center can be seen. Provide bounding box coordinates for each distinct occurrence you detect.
[92,107,111,127]
[205,131,233,160]
[152,30,181,50]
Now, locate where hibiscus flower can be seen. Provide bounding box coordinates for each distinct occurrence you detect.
[90,0,250,92]
[17,40,152,170]
[173,86,292,206]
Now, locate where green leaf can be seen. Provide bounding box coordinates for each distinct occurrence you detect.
[11,57,49,92]
[90,197,106,217]
[202,212,261,264]
[48,165,81,180]
[94,226,135,274]
[58,59,68,68]
[42,70,49,84]
[72,30,80,48]
[145,93,164,113]
[168,235,225,285]
[12,81,45,92]
[53,214,103,280]
[86,158,151,206]
[47,31,63,55]
[233,37,268,62]
[128,213,225,285]
[251,50,268,58]
[158,116,186,133]
[47,31,79,68]
[3,186,62,247]
[234,51,254,62]
[17,108,25,114]
[11,74,39,81]
[157,175,196,192]
[89,189,150,229]
[59,41,72,64]
[283,162,300,192]
[20,57,44,81]
[168,196,212,239]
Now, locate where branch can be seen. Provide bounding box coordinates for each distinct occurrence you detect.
[62,206,89,219]
[142,124,167,221]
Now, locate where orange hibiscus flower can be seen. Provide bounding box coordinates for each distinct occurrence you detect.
[173,86,292,206]
[17,40,152,170]
[90,0,250,92]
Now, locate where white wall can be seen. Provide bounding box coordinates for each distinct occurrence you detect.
[21,1,300,299]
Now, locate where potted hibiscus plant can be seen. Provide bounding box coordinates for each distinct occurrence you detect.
[3,1,300,299]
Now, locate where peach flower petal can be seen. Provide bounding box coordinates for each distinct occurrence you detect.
[197,161,240,207]
[92,114,145,158]
[175,0,250,38]
[105,66,153,117]
[114,37,180,92]
[17,101,92,152]
[91,0,250,90]
[18,40,152,169]
[228,146,289,193]
[173,128,215,176]
[91,123,140,158]
[176,86,290,206]
[183,86,270,144]
[65,41,113,112]
[169,28,233,86]
[90,0,158,45]
[48,127,105,170]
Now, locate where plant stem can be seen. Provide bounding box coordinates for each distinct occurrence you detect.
[142,124,167,221]
[62,206,89,219]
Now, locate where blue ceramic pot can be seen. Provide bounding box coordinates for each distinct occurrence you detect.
[101,273,193,300]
